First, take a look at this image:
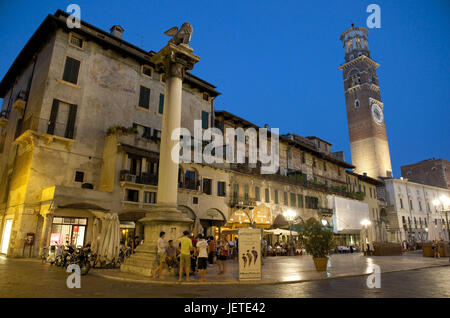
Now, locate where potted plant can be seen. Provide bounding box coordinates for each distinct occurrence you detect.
[299,217,335,271]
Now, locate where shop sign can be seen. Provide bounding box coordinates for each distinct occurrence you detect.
[238,227,262,281]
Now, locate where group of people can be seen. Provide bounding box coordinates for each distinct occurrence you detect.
[152,231,231,282]
[265,240,300,256]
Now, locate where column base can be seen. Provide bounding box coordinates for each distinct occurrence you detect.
[120,204,193,277]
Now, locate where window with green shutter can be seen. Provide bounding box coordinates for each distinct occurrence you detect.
[254,186,260,201]
[284,192,288,205]
[290,193,296,207]
[202,111,209,129]
[274,190,279,204]
[265,188,270,203]
[62,57,81,84]
[158,94,164,114]
[298,194,304,208]
[139,86,150,109]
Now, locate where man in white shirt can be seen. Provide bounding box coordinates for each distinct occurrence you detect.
[196,234,208,282]
[152,231,166,279]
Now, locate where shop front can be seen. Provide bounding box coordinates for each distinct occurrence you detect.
[49,217,87,247]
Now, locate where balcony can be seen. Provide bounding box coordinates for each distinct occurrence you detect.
[230,196,256,208]
[179,178,199,191]
[119,170,158,186]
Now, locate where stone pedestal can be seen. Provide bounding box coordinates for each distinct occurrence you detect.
[121,41,200,277]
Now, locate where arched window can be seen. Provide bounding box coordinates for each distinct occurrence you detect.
[355,38,362,48]
[354,100,360,108]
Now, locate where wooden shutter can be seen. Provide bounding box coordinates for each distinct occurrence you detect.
[64,104,77,139]
[158,94,164,114]
[202,111,209,129]
[62,57,80,84]
[139,86,150,109]
[47,99,59,135]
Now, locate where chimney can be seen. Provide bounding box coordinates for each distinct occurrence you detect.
[264,124,270,130]
[110,25,124,39]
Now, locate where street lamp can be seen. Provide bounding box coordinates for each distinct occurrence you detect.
[433,195,450,242]
[361,219,371,255]
[283,209,296,255]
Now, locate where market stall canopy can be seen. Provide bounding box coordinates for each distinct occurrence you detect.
[265,228,299,236]
[272,214,288,228]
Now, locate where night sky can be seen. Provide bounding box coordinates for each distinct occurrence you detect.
[0,0,449,176]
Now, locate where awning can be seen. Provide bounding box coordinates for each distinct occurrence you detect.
[265,228,299,236]
[272,214,288,228]
[119,144,159,160]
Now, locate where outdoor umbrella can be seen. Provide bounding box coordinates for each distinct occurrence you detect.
[381,222,388,242]
[97,214,120,265]
[427,215,437,241]
[91,218,101,255]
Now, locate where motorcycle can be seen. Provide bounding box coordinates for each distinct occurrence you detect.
[72,245,91,275]
[55,245,74,268]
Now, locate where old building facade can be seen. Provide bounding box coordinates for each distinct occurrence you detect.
[401,158,450,190]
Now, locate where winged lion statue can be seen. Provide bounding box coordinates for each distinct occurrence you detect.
[164,22,193,45]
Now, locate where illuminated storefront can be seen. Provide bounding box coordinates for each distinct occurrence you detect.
[49,217,87,247]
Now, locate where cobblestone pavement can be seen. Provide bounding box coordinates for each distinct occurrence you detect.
[0,255,449,297]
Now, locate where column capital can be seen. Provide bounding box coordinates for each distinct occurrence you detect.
[151,42,200,79]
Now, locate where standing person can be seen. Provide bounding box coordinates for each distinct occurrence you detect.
[208,236,216,265]
[217,237,229,275]
[262,238,268,258]
[177,231,194,282]
[433,240,440,258]
[152,231,167,279]
[196,234,208,282]
[166,240,178,271]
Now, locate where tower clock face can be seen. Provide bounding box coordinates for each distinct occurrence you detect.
[371,103,384,125]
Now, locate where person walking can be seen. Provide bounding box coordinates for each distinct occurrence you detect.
[208,236,216,265]
[152,231,167,279]
[217,237,229,275]
[177,231,194,282]
[433,240,440,258]
[196,234,208,282]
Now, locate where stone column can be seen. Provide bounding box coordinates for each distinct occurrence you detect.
[121,42,200,277]
[39,211,53,256]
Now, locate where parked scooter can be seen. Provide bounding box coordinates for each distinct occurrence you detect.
[72,245,91,275]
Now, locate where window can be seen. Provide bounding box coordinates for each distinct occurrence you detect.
[143,191,156,203]
[355,38,362,48]
[142,65,152,77]
[363,186,366,194]
[193,197,198,204]
[185,170,197,190]
[160,73,166,83]
[255,186,261,201]
[133,123,151,139]
[284,192,288,206]
[354,100,360,108]
[297,194,304,208]
[265,188,270,203]
[419,201,422,211]
[301,152,306,164]
[125,189,139,202]
[232,184,239,198]
[202,111,209,129]
[400,198,404,209]
[62,56,81,84]
[305,196,319,209]
[290,193,296,207]
[217,181,226,197]
[313,158,316,168]
[347,39,353,51]
[47,99,78,139]
[69,34,83,48]
[203,93,209,101]
[74,171,84,183]
[202,178,212,195]
[274,190,279,204]
[138,86,150,109]
[158,94,164,114]
[153,129,161,140]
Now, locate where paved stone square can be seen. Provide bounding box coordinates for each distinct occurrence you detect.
[0,253,449,297]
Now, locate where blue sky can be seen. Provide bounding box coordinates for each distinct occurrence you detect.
[0,0,449,176]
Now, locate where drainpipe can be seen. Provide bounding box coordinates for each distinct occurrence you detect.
[210,96,215,129]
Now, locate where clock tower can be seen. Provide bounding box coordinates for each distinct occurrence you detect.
[339,26,392,179]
